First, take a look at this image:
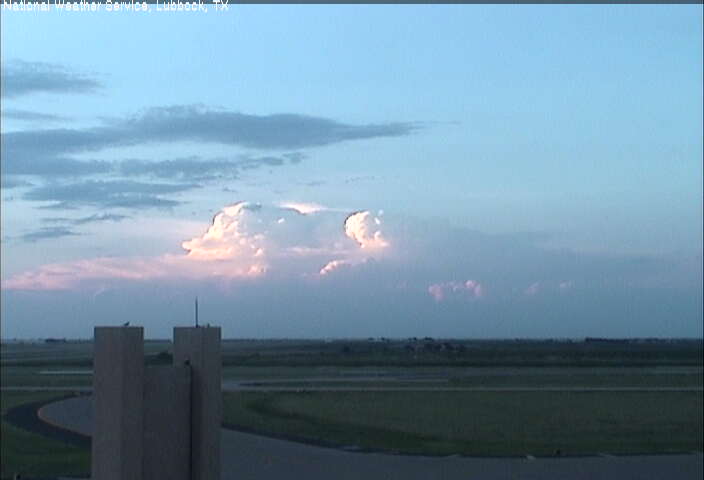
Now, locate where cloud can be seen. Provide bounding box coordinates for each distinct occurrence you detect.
[525,282,541,296]
[279,202,328,215]
[319,259,358,276]
[23,180,198,210]
[345,175,377,184]
[302,180,326,187]
[3,201,389,291]
[2,105,419,172]
[523,280,574,296]
[44,213,130,226]
[18,226,81,243]
[344,211,389,249]
[3,205,700,340]
[118,105,417,149]
[1,152,300,184]
[118,157,240,181]
[428,280,484,302]
[181,202,267,265]
[2,60,102,98]
[2,109,68,123]
[117,154,301,182]
[3,157,112,176]
[1,176,32,189]
[3,256,178,290]
[8,213,127,246]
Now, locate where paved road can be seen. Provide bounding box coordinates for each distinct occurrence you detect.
[38,396,703,480]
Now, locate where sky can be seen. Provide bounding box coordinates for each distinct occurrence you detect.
[1,4,702,339]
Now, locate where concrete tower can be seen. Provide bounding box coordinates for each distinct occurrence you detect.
[92,325,221,480]
[174,326,222,480]
[92,327,145,480]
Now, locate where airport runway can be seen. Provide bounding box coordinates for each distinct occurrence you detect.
[38,396,703,480]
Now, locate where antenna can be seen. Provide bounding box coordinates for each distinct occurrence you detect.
[195,296,199,327]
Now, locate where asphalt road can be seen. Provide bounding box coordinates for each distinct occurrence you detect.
[37,396,703,480]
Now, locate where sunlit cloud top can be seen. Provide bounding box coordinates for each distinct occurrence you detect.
[3,201,390,291]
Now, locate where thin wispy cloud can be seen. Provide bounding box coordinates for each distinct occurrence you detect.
[279,202,329,215]
[117,154,301,181]
[43,213,130,226]
[3,157,112,176]
[2,109,68,123]
[23,180,198,210]
[18,226,81,243]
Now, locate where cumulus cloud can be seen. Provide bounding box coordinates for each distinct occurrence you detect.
[344,211,389,249]
[181,202,266,265]
[4,201,389,290]
[1,60,102,98]
[428,280,484,302]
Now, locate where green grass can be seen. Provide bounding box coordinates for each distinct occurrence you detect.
[447,373,704,388]
[1,391,90,479]
[223,390,703,456]
[1,367,93,388]
[232,372,703,389]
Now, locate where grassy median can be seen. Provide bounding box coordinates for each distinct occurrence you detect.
[1,391,90,479]
[223,390,703,456]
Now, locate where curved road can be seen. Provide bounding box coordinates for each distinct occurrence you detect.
[37,396,702,480]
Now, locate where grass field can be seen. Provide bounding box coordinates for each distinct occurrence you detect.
[4,338,703,368]
[223,390,704,456]
[0,391,90,479]
[1,338,702,478]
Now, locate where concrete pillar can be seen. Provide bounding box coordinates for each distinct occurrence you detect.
[143,365,191,480]
[173,327,222,480]
[92,327,144,480]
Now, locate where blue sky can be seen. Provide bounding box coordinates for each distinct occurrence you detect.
[1,4,702,339]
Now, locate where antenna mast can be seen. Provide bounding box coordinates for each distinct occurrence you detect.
[195,296,199,327]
